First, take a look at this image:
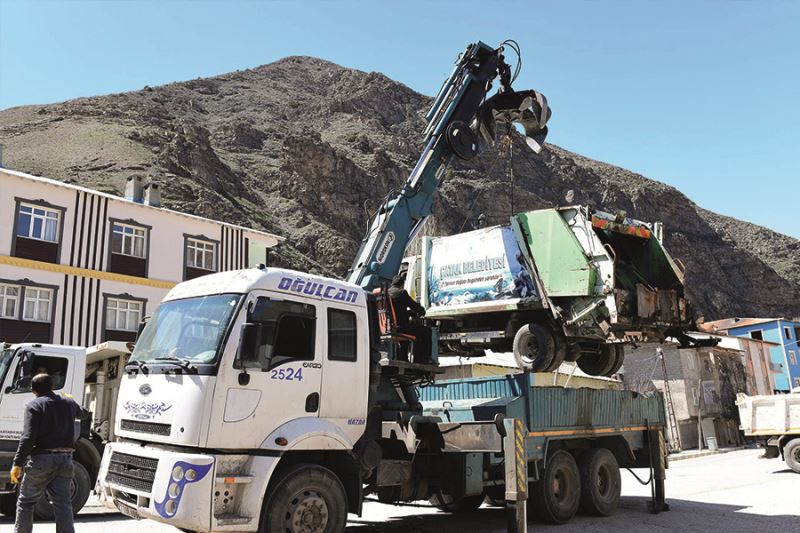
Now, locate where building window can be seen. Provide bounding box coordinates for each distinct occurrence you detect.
[111,222,147,258]
[328,309,357,362]
[784,326,792,340]
[23,288,52,322]
[790,351,798,366]
[795,378,800,388]
[17,203,60,242]
[0,284,20,319]
[749,330,763,341]
[105,298,142,332]
[187,238,216,271]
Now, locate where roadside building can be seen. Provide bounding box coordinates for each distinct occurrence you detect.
[621,336,774,451]
[700,317,800,392]
[0,168,283,346]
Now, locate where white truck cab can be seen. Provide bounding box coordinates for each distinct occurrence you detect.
[98,267,371,531]
[0,341,129,517]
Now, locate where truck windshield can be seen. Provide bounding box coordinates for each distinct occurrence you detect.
[130,294,242,364]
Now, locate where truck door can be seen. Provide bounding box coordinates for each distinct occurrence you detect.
[218,293,324,448]
[0,352,75,441]
[319,304,369,444]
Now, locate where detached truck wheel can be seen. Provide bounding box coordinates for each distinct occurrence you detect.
[33,460,91,520]
[784,438,800,473]
[531,450,581,524]
[513,324,556,372]
[577,448,621,516]
[260,464,347,533]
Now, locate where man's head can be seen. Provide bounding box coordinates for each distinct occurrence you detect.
[31,373,54,397]
[392,270,407,288]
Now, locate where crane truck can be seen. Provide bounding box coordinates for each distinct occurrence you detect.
[90,41,670,533]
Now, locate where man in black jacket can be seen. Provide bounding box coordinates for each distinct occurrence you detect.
[10,373,80,533]
[387,271,432,363]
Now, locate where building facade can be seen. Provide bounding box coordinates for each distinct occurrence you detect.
[702,318,800,392]
[0,168,282,346]
[621,334,778,451]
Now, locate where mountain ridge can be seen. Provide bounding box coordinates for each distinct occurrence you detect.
[1,56,798,319]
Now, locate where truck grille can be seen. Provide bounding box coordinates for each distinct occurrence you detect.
[120,419,172,436]
[107,451,159,493]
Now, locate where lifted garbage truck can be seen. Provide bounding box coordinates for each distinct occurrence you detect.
[410,206,696,375]
[0,341,130,517]
[737,391,800,473]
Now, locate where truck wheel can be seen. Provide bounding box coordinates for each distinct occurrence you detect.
[513,324,555,372]
[577,448,621,516]
[429,492,484,513]
[33,460,91,520]
[260,464,347,533]
[604,345,625,377]
[531,450,581,524]
[0,492,17,516]
[576,344,616,376]
[784,438,800,473]
[542,335,566,373]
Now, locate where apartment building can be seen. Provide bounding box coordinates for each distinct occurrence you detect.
[0,168,282,346]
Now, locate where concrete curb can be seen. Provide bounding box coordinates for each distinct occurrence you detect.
[668,446,745,462]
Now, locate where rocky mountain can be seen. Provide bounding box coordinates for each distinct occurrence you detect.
[1,56,798,320]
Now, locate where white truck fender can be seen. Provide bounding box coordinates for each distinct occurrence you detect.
[261,417,354,452]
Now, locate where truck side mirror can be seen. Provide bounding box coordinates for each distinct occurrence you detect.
[236,323,263,367]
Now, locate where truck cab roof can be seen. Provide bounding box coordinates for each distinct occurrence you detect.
[164,267,365,308]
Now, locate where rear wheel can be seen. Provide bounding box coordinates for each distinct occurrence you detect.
[577,344,618,376]
[429,492,484,513]
[784,438,800,473]
[34,460,91,520]
[513,324,556,372]
[530,450,581,524]
[260,464,347,533]
[605,345,625,377]
[577,448,621,516]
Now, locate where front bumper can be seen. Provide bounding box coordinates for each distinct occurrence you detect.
[97,441,215,531]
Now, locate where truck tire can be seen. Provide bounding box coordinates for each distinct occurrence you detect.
[605,345,625,377]
[260,463,347,533]
[576,344,617,376]
[429,492,484,513]
[530,450,581,524]
[513,324,555,372]
[0,492,17,516]
[542,334,567,373]
[33,460,91,520]
[577,448,621,516]
[784,438,800,473]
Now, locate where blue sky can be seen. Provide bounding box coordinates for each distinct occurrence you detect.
[1,0,798,238]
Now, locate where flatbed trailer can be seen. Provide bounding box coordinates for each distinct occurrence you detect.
[412,373,670,525]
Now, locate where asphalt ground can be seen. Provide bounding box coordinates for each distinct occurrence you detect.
[2,449,798,533]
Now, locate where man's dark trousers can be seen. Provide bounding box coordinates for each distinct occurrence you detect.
[15,453,74,533]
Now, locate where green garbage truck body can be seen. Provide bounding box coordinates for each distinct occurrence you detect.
[413,205,690,375]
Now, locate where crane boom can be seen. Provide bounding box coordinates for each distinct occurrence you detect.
[346,40,551,291]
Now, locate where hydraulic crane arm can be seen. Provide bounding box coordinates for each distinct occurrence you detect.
[346,40,551,292]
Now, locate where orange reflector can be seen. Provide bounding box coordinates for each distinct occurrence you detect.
[224,477,235,484]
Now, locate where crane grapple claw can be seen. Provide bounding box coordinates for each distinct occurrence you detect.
[478,89,551,153]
